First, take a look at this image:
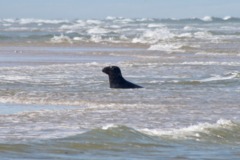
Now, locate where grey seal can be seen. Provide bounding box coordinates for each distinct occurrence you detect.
[102,66,143,89]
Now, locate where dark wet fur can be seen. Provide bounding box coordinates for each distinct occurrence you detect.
[102,66,143,89]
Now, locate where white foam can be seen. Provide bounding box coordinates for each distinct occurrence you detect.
[121,18,134,23]
[177,33,192,38]
[18,18,69,25]
[183,26,193,30]
[194,31,213,39]
[86,20,102,25]
[202,16,213,22]
[147,24,165,28]
[120,35,128,40]
[59,23,86,30]
[148,43,184,52]
[136,18,154,22]
[200,72,239,82]
[90,35,102,43]
[73,37,83,41]
[132,28,175,44]
[87,27,109,34]
[50,34,72,44]
[223,16,232,20]
[2,19,15,23]
[102,124,118,130]
[76,19,84,23]
[105,16,117,20]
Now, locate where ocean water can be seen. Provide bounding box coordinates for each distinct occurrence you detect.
[0,16,240,159]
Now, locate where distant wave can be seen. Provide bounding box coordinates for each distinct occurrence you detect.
[1,16,240,52]
[1,16,240,24]
[50,34,73,44]
[162,16,240,22]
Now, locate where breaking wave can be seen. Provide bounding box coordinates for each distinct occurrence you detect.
[140,119,240,144]
[1,16,240,52]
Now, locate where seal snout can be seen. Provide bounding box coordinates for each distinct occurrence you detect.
[102,67,109,74]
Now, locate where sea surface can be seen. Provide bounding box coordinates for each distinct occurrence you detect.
[0,16,240,159]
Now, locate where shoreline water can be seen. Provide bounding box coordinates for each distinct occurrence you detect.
[0,17,240,159]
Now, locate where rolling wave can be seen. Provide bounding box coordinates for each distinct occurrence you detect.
[63,119,240,145]
[1,120,239,160]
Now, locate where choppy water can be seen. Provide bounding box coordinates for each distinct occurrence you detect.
[0,17,240,159]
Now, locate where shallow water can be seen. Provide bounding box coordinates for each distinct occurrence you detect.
[0,17,240,159]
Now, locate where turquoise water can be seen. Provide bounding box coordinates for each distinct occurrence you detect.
[0,17,240,159]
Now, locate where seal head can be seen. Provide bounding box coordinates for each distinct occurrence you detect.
[102,66,143,89]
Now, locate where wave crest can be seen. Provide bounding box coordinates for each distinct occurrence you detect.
[60,120,240,145]
[141,119,240,144]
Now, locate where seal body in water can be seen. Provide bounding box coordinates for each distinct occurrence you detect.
[102,66,143,89]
